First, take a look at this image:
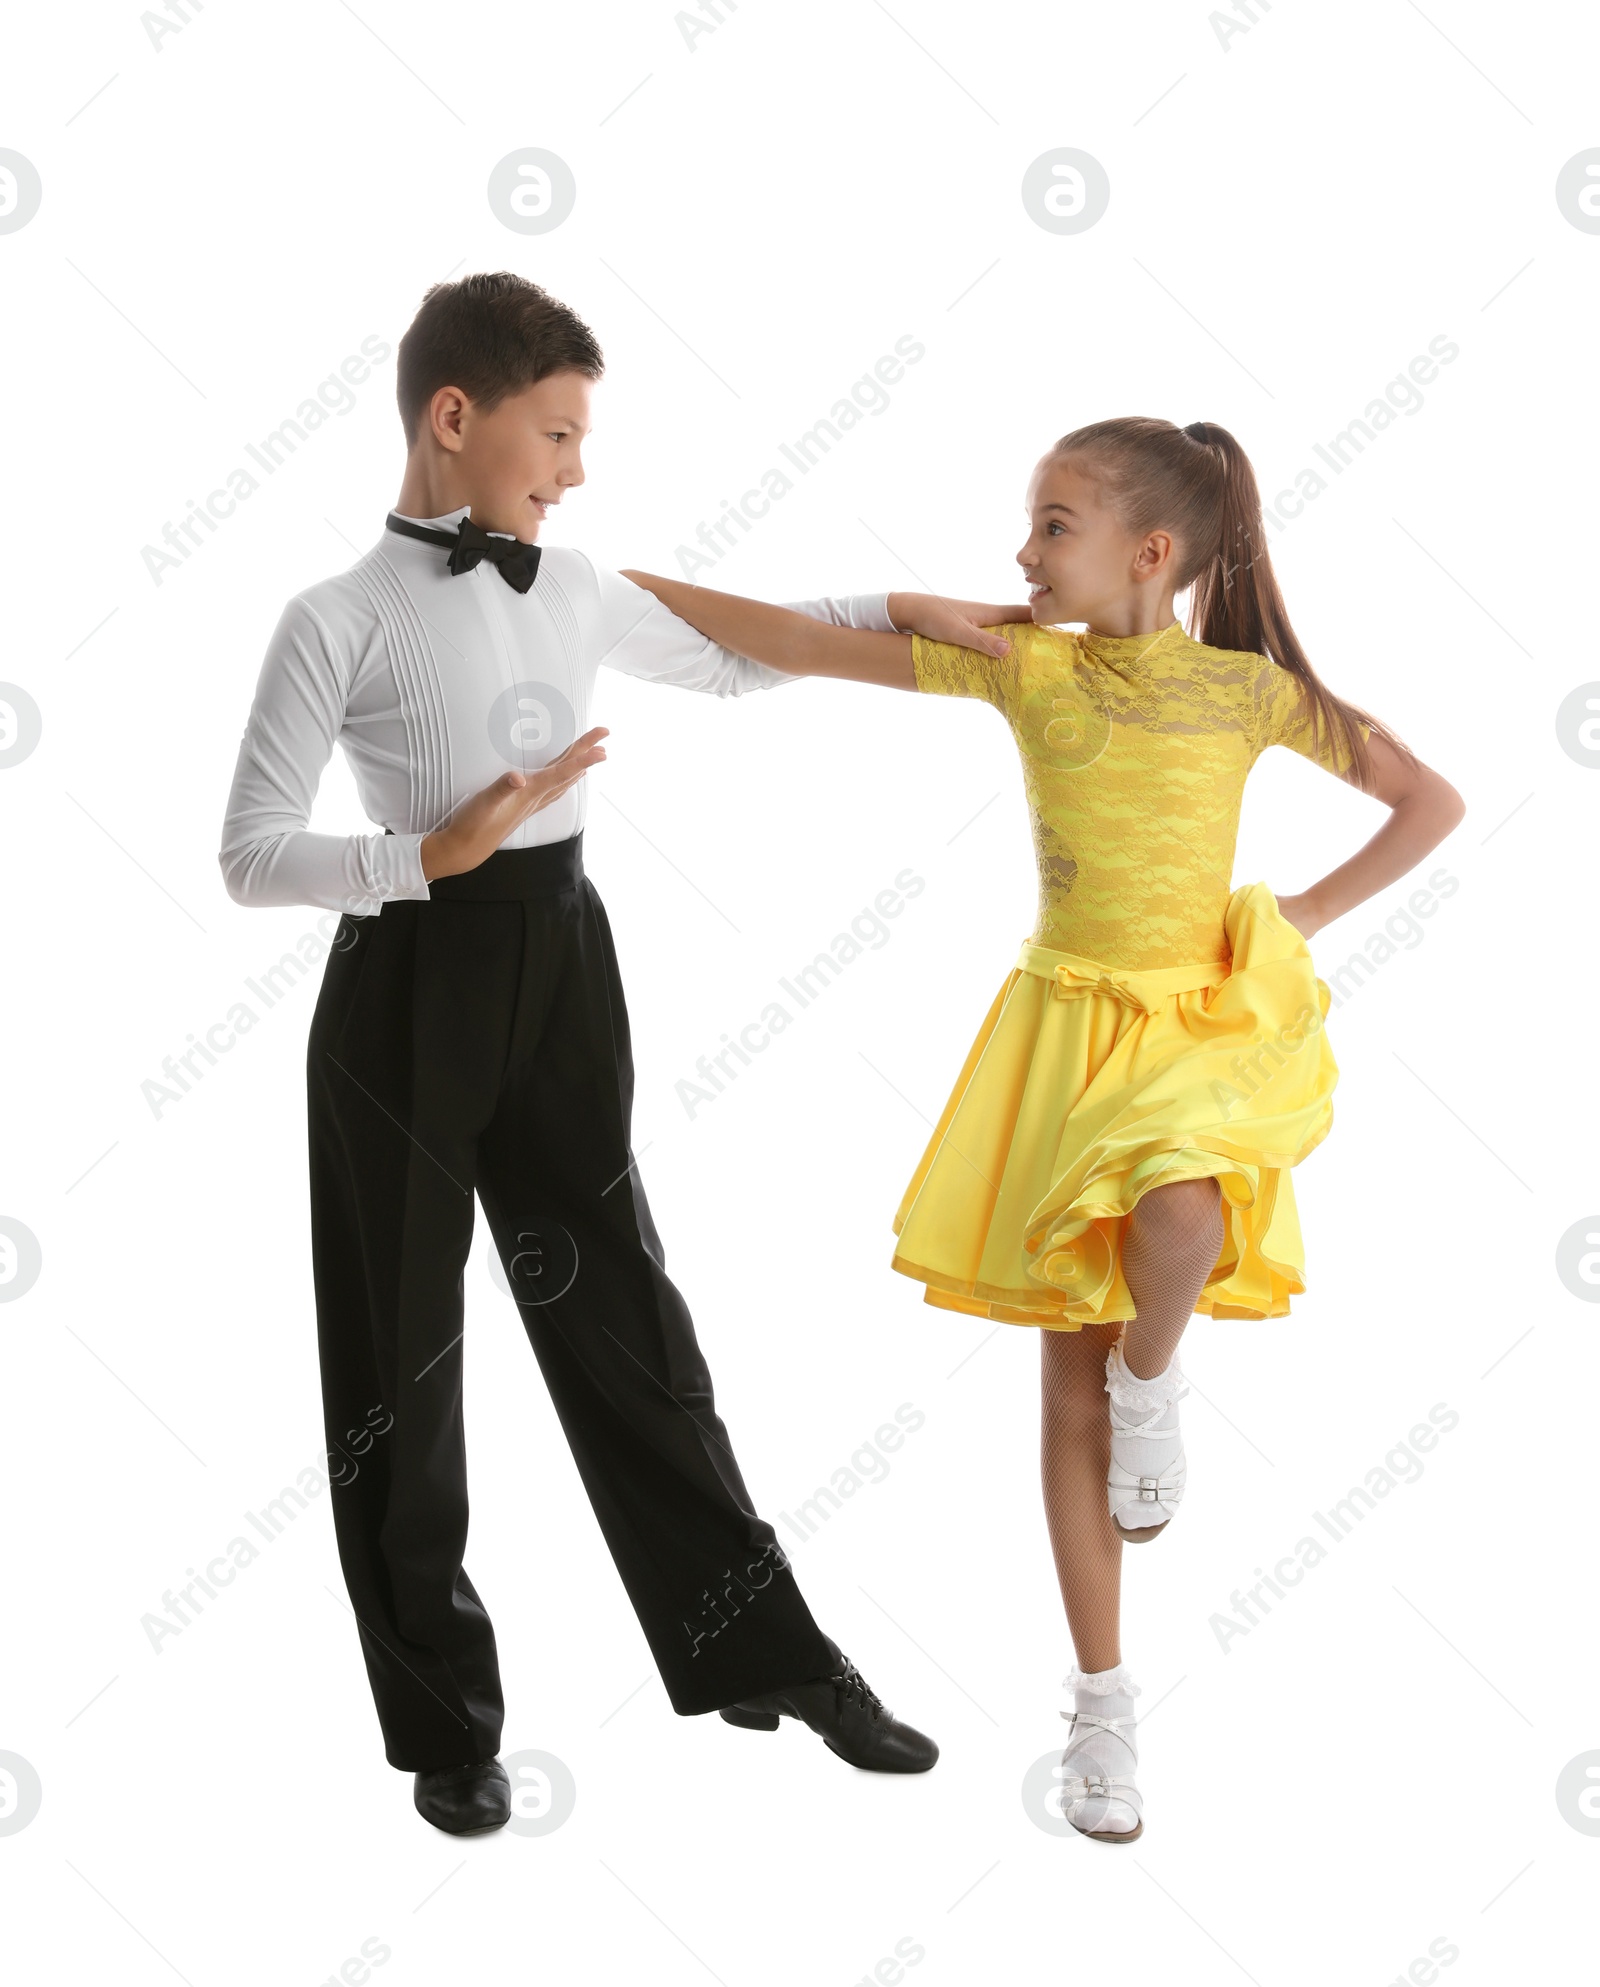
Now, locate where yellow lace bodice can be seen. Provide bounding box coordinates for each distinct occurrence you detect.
[912,619,1369,971]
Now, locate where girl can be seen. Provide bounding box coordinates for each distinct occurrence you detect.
[621,415,1464,1841]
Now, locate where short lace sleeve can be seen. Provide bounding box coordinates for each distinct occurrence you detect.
[911,632,1018,714]
[1253,660,1369,776]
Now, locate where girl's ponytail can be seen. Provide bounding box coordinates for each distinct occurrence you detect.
[1054,416,1417,791]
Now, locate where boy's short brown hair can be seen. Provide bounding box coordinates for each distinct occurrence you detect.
[395,271,604,445]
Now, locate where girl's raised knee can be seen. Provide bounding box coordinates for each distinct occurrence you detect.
[1129,1177,1222,1247]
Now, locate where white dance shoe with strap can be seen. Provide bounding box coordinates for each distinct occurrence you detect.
[1058,1662,1143,1842]
[1105,1333,1189,1543]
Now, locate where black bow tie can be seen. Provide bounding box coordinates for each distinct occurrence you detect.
[385,512,542,593]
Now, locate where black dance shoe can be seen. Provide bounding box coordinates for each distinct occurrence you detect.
[719,1636,938,1772]
[413,1757,512,1834]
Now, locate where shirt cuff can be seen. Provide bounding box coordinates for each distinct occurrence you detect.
[380,831,431,902]
[843,591,897,633]
[780,591,897,634]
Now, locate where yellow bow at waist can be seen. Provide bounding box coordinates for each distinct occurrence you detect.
[1015,939,1232,1013]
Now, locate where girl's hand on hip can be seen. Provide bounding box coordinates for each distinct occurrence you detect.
[1271,890,1326,941]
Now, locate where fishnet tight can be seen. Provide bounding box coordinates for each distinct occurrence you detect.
[1039,1177,1225,1671]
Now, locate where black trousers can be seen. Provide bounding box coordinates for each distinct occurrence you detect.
[306,833,832,1771]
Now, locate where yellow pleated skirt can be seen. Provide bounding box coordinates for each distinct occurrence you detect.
[890,882,1339,1328]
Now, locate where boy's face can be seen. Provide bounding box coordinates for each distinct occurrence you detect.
[429,370,594,541]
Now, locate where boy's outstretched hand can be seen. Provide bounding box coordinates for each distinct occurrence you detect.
[421,727,609,881]
[886,593,1036,659]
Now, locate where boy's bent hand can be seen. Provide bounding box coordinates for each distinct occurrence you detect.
[421,727,609,880]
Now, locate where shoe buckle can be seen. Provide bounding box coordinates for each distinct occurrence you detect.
[1139,1478,1161,1500]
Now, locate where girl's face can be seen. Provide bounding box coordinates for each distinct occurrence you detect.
[1018,454,1176,627]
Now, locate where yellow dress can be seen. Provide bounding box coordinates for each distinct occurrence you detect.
[891,617,1370,1329]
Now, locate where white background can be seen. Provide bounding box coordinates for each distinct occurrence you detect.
[3,1,1597,1981]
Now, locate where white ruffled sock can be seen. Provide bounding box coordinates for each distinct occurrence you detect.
[1060,1660,1141,1836]
[1107,1332,1185,1417]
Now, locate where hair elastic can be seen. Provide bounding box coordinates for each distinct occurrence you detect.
[1182,420,1212,444]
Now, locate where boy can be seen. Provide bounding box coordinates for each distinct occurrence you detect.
[218,272,1001,1832]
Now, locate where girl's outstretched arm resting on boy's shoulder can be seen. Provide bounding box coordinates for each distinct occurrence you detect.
[1274,730,1465,941]
[619,571,1031,690]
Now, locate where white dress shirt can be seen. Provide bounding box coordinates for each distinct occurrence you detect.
[218,506,895,916]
